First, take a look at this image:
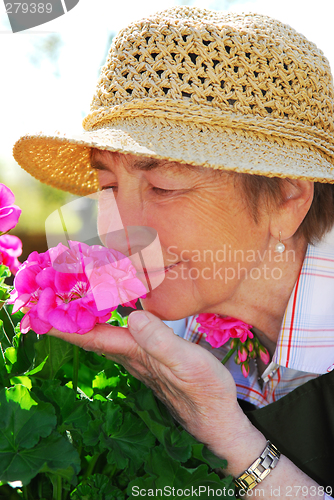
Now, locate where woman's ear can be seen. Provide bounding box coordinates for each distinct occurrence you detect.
[269,180,314,241]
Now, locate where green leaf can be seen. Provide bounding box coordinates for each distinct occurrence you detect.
[3,330,40,377]
[92,371,120,392]
[0,431,80,485]
[0,386,56,451]
[109,309,127,327]
[34,335,73,379]
[84,398,155,473]
[0,287,10,303]
[9,376,32,389]
[192,443,227,469]
[34,381,91,434]
[0,385,79,484]
[126,387,194,462]
[104,402,123,436]
[128,447,236,499]
[105,411,156,473]
[126,387,175,441]
[0,265,11,281]
[25,355,48,376]
[83,400,111,448]
[83,418,104,448]
[163,428,193,463]
[4,346,17,365]
[71,474,125,500]
[60,351,111,397]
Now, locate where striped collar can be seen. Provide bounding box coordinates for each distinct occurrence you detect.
[273,227,334,374]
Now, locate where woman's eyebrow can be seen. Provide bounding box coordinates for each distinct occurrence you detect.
[90,156,196,172]
[132,158,164,171]
[90,159,110,171]
[133,158,201,173]
[90,157,161,171]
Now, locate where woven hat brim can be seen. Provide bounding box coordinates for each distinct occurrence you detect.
[13,117,334,196]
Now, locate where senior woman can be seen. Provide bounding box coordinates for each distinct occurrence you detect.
[13,6,334,498]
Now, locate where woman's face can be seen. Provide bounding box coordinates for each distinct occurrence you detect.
[92,150,271,320]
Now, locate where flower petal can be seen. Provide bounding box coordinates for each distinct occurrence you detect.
[0,205,21,233]
[28,308,52,334]
[48,303,79,333]
[37,288,57,323]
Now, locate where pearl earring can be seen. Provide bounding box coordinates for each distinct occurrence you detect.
[275,232,285,253]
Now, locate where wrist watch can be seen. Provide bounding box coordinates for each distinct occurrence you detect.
[234,441,281,496]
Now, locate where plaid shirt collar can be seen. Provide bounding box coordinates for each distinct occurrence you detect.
[273,227,334,374]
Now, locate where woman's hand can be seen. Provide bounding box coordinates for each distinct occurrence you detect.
[48,311,326,497]
[48,310,261,466]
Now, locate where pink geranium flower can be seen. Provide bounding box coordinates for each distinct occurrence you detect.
[0,184,21,233]
[0,234,22,274]
[195,313,270,378]
[196,313,253,348]
[10,241,147,335]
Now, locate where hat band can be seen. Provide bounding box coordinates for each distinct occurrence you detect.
[83,98,334,163]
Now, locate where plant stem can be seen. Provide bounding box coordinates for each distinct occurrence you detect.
[221,344,237,365]
[53,475,62,500]
[23,485,29,500]
[72,345,79,394]
[38,478,43,499]
[83,453,100,480]
[3,304,15,330]
[57,476,62,500]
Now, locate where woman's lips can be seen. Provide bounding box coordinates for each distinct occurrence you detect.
[136,262,180,294]
[137,262,180,276]
[164,262,180,272]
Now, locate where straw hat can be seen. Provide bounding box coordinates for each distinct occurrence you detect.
[13,6,334,195]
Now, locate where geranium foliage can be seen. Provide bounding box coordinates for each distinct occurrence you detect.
[0,302,237,500]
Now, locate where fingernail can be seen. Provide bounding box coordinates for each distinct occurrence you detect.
[128,311,150,331]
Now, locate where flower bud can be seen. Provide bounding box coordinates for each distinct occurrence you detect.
[246,338,254,352]
[259,345,270,365]
[238,345,248,363]
[241,361,249,378]
[253,336,260,349]
[234,354,242,365]
[230,338,238,350]
[248,349,256,359]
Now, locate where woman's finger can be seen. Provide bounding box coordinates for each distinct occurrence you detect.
[127,310,225,380]
[48,323,138,358]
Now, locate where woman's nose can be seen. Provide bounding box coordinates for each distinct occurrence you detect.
[114,181,145,228]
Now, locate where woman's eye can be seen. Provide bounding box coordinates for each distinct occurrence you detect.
[100,186,176,195]
[152,187,175,196]
[101,186,117,192]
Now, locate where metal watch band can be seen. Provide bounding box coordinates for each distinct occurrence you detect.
[234,441,281,495]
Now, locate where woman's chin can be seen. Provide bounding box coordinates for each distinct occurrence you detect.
[140,292,195,321]
[139,269,206,320]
